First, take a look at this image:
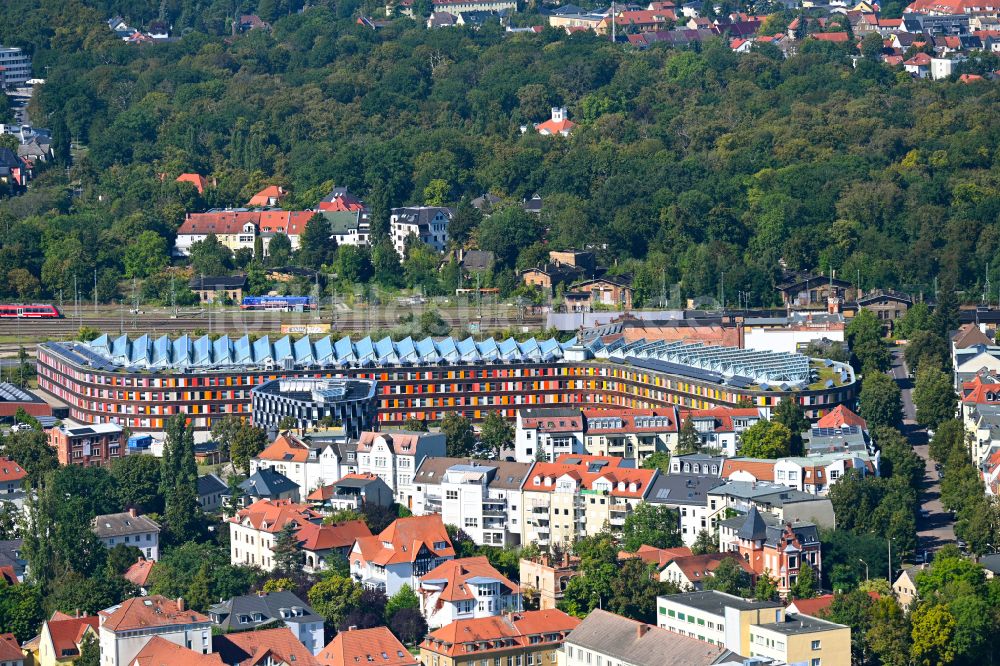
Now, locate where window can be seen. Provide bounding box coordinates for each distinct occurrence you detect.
[812,640,821,650]
[446,490,459,500]
[811,660,821,666]
[465,517,479,528]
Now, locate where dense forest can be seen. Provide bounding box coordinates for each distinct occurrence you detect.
[1,0,999,306]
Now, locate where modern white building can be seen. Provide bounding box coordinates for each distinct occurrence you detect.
[408,458,531,546]
[683,408,767,457]
[99,596,212,666]
[515,407,586,463]
[355,430,446,503]
[389,207,452,257]
[645,473,725,546]
[417,556,521,628]
[0,47,31,88]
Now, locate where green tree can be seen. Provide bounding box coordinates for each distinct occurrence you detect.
[912,364,957,430]
[278,415,298,431]
[12,408,40,431]
[737,420,792,458]
[676,418,701,455]
[931,283,960,339]
[621,503,681,551]
[448,197,482,245]
[75,633,100,666]
[897,302,931,339]
[860,32,885,60]
[262,578,295,593]
[904,330,950,373]
[402,418,428,432]
[123,231,168,279]
[0,580,44,642]
[0,135,16,152]
[478,412,513,459]
[754,572,778,601]
[2,430,57,488]
[298,213,337,269]
[867,597,911,666]
[384,584,420,622]
[846,308,885,371]
[423,179,449,206]
[858,372,902,429]
[475,206,540,269]
[773,398,809,456]
[267,233,292,267]
[371,238,402,288]
[109,454,163,514]
[231,423,268,475]
[160,415,200,543]
[185,563,213,612]
[440,413,476,458]
[272,521,301,578]
[929,419,966,463]
[308,574,363,627]
[704,558,752,596]
[790,561,818,599]
[640,451,671,473]
[189,234,233,276]
[691,529,718,555]
[910,603,956,666]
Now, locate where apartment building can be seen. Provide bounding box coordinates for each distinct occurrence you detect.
[721,452,879,496]
[419,610,579,666]
[708,481,836,529]
[660,552,757,592]
[515,408,585,463]
[251,432,353,500]
[208,590,324,655]
[518,554,582,610]
[718,507,822,597]
[519,455,657,549]
[98,596,212,666]
[669,453,725,476]
[580,408,678,462]
[92,510,160,560]
[564,608,738,666]
[408,458,531,547]
[747,614,850,666]
[0,47,31,88]
[418,557,521,629]
[657,591,783,653]
[349,514,454,596]
[228,499,322,571]
[355,431,446,503]
[646,473,725,546]
[297,519,372,574]
[389,207,451,257]
[318,626,417,666]
[683,408,767,457]
[49,422,125,467]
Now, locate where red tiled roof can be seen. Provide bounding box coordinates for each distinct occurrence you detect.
[816,405,867,430]
[257,433,310,463]
[682,407,761,432]
[352,515,454,566]
[959,73,984,82]
[230,499,321,534]
[811,31,850,42]
[0,566,15,585]
[318,627,417,666]
[248,185,287,206]
[132,636,223,666]
[905,52,932,65]
[177,210,314,237]
[525,455,655,498]
[297,519,372,551]
[421,610,580,658]
[787,591,879,617]
[905,0,1000,14]
[0,634,21,662]
[0,457,25,484]
[721,458,776,482]
[356,431,428,453]
[519,410,584,432]
[46,614,99,659]
[535,117,576,135]
[100,596,210,632]
[215,627,319,666]
[124,558,156,587]
[176,173,207,194]
[619,545,693,569]
[581,408,678,433]
[667,552,755,581]
[420,556,519,602]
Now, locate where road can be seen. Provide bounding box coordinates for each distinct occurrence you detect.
[890,349,955,555]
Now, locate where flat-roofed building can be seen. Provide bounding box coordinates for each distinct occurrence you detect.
[748,613,850,666]
[657,590,783,654]
[251,378,378,438]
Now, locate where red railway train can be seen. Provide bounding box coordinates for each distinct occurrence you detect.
[0,304,62,318]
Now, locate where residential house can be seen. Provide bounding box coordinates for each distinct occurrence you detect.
[683,408,767,457]
[247,185,287,207]
[349,514,455,596]
[98,596,212,666]
[239,467,300,503]
[564,275,634,311]
[535,107,576,136]
[128,637,222,666]
[747,614,850,666]
[892,566,924,610]
[228,499,322,571]
[175,173,208,194]
[619,544,693,573]
[173,210,313,257]
[519,263,586,297]
[0,457,25,498]
[48,421,125,467]
[92,510,160,560]
[251,432,353,501]
[428,11,459,27]
[213,627,319,666]
[548,9,609,32]
[418,556,521,628]
[238,14,271,31]
[515,408,586,463]
[659,552,756,591]
[519,455,657,548]
[18,137,52,164]
[564,608,739,666]
[518,553,582,610]
[408,458,531,547]
[355,430,447,503]
[775,270,853,309]
[646,473,725,546]
[419,610,579,666]
[656,591,784,655]
[0,148,27,191]
[853,290,914,333]
[317,187,365,212]
[208,591,324,655]
[322,210,370,248]
[389,207,452,257]
[708,481,836,528]
[189,275,246,305]
[718,507,822,596]
[124,557,155,595]
[316,626,417,666]
[0,541,24,583]
[722,452,878,496]
[669,453,726,476]
[197,474,228,512]
[580,408,677,464]
[23,612,99,666]
[904,51,932,76]
[297,520,372,574]
[305,473,394,512]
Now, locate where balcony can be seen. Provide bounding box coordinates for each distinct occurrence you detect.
[483,509,507,517]
[532,504,549,514]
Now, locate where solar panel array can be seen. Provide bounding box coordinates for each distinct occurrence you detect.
[590,337,814,384]
[52,333,578,372]
[0,383,35,402]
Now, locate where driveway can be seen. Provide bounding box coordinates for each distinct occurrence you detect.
[890,349,956,556]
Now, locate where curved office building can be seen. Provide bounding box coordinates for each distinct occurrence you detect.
[36,333,857,433]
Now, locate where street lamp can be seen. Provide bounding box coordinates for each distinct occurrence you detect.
[859,558,869,582]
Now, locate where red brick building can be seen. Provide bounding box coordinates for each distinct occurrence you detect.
[48,421,125,466]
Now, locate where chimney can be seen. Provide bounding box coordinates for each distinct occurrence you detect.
[637,624,650,639]
[128,507,137,518]
[176,597,185,612]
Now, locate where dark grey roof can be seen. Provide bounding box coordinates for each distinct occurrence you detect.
[523,194,543,213]
[735,506,768,540]
[197,473,228,496]
[391,206,452,228]
[707,481,823,506]
[189,275,247,290]
[239,468,298,498]
[980,553,1000,574]
[0,540,24,577]
[335,476,382,489]
[565,609,737,666]
[0,148,22,169]
[719,511,819,549]
[461,250,494,271]
[412,456,532,490]
[754,613,847,635]
[647,474,724,507]
[93,512,161,538]
[658,591,782,616]
[471,193,500,209]
[208,590,321,631]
